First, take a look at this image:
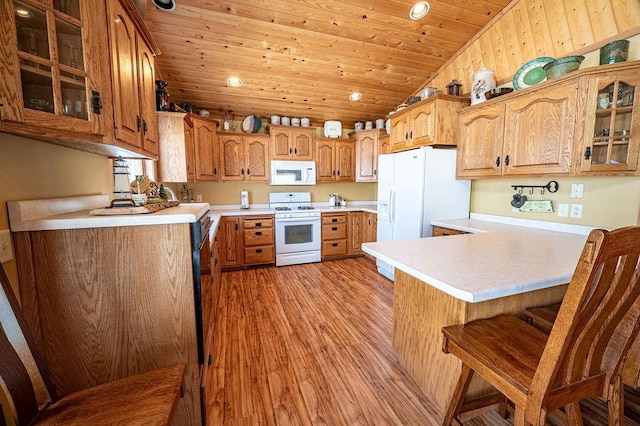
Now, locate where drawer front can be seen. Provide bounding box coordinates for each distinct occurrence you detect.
[243,217,273,229]
[322,239,347,256]
[322,214,346,225]
[322,223,347,239]
[431,226,468,237]
[244,228,274,246]
[244,245,275,264]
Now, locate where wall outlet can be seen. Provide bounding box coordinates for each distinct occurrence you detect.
[570,204,583,219]
[0,230,13,263]
[570,183,584,199]
[196,194,203,202]
[557,203,569,217]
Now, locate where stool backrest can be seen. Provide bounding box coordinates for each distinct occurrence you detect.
[527,227,640,421]
[0,264,56,425]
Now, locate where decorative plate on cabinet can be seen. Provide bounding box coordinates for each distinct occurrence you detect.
[513,57,554,90]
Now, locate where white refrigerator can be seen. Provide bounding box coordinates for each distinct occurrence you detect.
[376,147,470,280]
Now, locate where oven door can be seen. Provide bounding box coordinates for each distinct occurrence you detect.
[275,216,321,254]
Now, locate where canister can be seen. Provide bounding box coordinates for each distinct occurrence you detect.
[471,68,496,105]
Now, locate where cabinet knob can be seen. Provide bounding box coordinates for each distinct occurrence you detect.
[331,226,338,231]
[256,248,263,253]
[255,231,263,236]
[256,223,262,227]
[332,243,338,247]
[332,218,338,223]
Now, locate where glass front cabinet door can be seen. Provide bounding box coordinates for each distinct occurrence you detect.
[581,68,639,173]
[1,0,106,136]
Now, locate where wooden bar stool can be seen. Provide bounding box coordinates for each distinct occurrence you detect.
[441,226,640,426]
[0,264,186,426]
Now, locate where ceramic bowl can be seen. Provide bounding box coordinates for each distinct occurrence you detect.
[543,56,585,80]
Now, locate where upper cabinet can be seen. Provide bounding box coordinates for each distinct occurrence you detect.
[0,0,107,139]
[355,129,379,182]
[316,138,355,182]
[269,125,314,160]
[389,95,469,153]
[192,116,218,181]
[577,68,639,174]
[0,0,160,159]
[107,0,160,158]
[219,133,270,182]
[457,61,640,179]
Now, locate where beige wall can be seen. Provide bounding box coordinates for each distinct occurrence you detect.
[0,133,112,294]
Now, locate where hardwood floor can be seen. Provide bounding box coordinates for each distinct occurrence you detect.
[206,257,634,426]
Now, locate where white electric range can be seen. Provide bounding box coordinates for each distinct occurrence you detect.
[269,192,321,266]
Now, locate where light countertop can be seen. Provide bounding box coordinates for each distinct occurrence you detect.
[362,214,597,303]
[209,204,377,216]
[8,195,210,231]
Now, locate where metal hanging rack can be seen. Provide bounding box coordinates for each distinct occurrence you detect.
[511,180,559,195]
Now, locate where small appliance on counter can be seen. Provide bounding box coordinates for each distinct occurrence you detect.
[240,189,249,209]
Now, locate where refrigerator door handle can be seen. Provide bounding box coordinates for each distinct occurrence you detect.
[390,189,397,225]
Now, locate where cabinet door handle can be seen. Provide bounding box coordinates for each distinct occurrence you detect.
[247,168,250,175]
[505,155,510,166]
[255,231,263,236]
[332,226,338,231]
[495,156,501,167]
[213,167,217,176]
[409,131,413,139]
[241,168,245,175]
[294,148,297,154]
[256,222,262,227]
[256,248,263,253]
[91,91,102,114]
[332,243,338,247]
[289,147,292,154]
[374,169,377,176]
[235,223,238,231]
[208,354,213,367]
[143,120,148,135]
[332,218,338,223]
[332,170,336,176]
[136,115,141,131]
[337,170,341,176]
[584,147,592,160]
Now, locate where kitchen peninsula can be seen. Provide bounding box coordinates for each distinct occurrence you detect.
[361,215,594,418]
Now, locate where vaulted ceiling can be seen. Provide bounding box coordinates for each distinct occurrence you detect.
[144,0,512,128]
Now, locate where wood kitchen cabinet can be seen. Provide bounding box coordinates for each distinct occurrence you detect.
[355,129,379,182]
[431,225,468,237]
[107,0,160,157]
[219,216,243,268]
[0,0,160,159]
[576,67,640,174]
[269,125,314,160]
[347,211,364,255]
[457,82,577,178]
[193,115,219,181]
[316,138,356,182]
[243,216,275,265]
[321,212,348,259]
[219,133,270,182]
[379,133,390,154]
[157,112,219,182]
[219,215,275,270]
[389,95,469,153]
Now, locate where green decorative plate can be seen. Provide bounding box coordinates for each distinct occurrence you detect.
[513,57,554,90]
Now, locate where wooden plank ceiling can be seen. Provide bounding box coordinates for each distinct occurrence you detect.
[144,0,512,128]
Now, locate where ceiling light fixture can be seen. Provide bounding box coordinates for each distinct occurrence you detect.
[349,92,362,102]
[409,1,430,20]
[15,7,33,18]
[227,76,243,87]
[151,0,176,12]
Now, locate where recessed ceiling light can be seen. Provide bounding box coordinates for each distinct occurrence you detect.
[349,92,362,102]
[151,0,176,12]
[409,1,430,20]
[15,7,33,18]
[227,76,243,87]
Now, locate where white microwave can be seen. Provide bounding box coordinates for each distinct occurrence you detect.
[270,160,316,185]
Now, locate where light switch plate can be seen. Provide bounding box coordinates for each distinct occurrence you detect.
[0,230,13,263]
[570,183,584,199]
[557,203,569,217]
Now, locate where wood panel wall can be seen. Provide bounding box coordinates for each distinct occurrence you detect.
[421,0,640,93]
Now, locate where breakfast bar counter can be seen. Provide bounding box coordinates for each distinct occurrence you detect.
[361,215,596,419]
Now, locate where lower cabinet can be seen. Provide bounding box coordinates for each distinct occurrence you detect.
[431,225,469,237]
[322,211,377,260]
[220,215,275,270]
[322,212,348,259]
